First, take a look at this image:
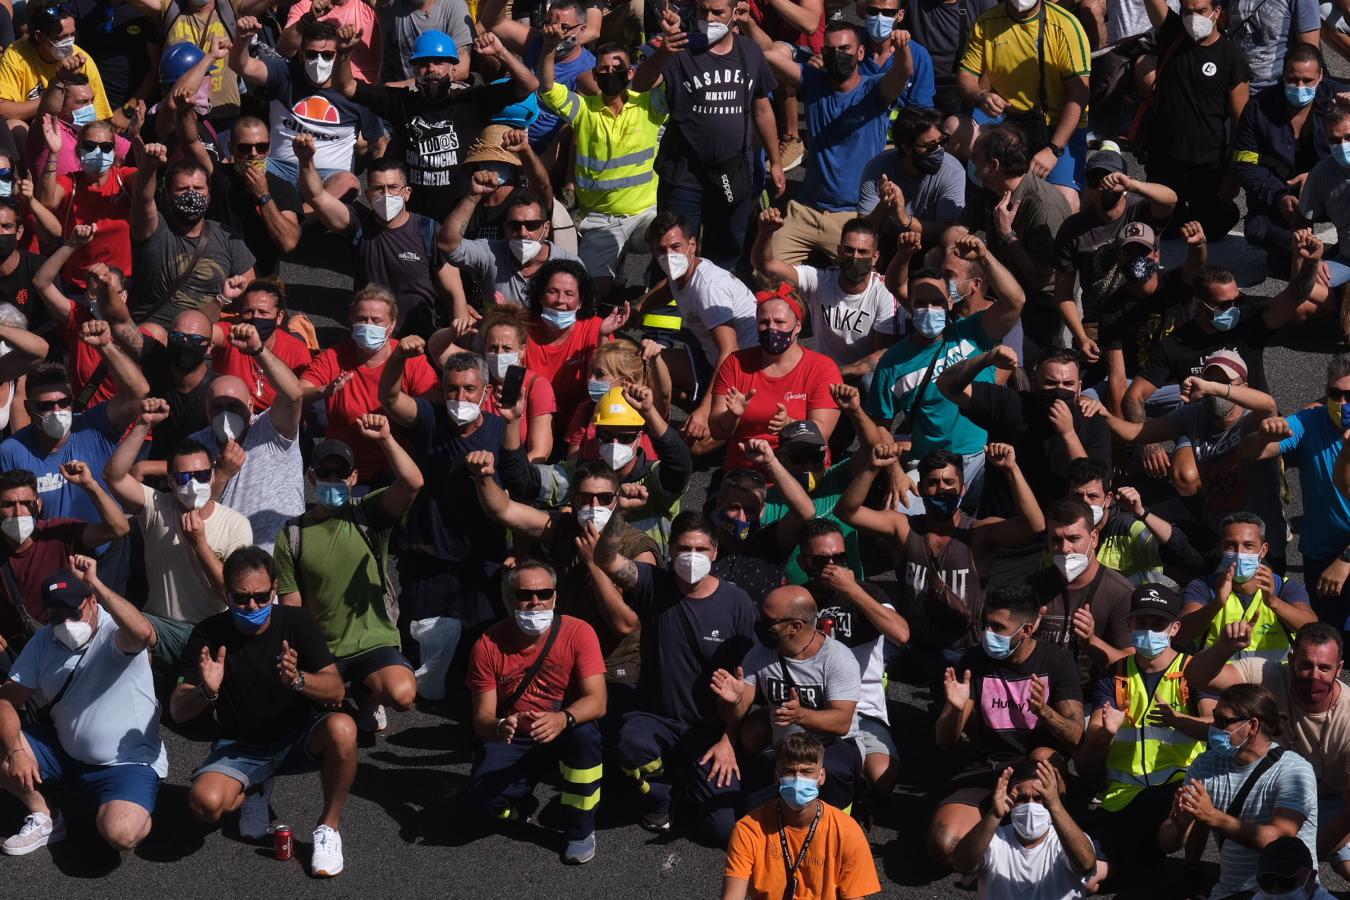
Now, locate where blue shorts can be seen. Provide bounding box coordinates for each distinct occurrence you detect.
[334,645,413,684]
[973,109,1088,190]
[24,722,160,814]
[1321,792,1350,862]
[192,713,331,791]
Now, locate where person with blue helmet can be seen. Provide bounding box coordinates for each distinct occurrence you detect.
[336,29,539,219]
[377,0,472,84]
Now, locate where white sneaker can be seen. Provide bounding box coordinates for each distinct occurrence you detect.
[2,811,66,856]
[311,824,344,877]
[239,778,274,841]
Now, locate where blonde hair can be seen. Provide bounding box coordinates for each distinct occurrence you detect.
[591,338,651,389]
[350,284,398,322]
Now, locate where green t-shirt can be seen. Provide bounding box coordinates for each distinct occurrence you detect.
[275,489,401,659]
[762,461,865,585]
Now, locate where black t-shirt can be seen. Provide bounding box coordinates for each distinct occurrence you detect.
[710,524,788,607]
[207,167,304,277]
[344,205,440,338]
[1136,302,1273,392]
[965,383,1112,516]
[809,580,887,650]
[1150,11,1251,165]
[1028,563,1134,684]
[957,640,1083,764]
[140,340,216,461]
[1098,269,1193,378]
[906,0,998,77]
[1053,195,1169,322]
[0,250,51,337]
[179,605,335,743]
[656,35,777,188]
[629,562,758,726]
[74,0,158,108]
[350,79,516,220]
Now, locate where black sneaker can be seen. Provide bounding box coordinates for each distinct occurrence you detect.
[640,806,672,833]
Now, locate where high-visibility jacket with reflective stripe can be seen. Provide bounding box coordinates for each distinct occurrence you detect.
[1102,653,1203,812]
[540,81,667,217]
[1200,579,1294,664]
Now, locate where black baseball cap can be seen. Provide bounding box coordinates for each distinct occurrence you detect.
[1257,836,1313,878]
[1129,583,1180,622]
[311,439,355,471]
[779,420,825,449]
[42,569,92,611]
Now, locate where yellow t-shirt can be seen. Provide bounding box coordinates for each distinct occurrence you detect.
[959,1,1091,128]
[724,801,881,900]
[161,0,241,111]
[0,37,113,118]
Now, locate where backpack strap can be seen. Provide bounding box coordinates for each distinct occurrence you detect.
[1112,658,1129,716]
[350,500,399,626]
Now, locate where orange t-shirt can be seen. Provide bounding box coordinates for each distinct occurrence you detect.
[724,800,880,900]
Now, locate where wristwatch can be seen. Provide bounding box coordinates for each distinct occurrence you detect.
[1048,142,1066,159]
[291,672,307,693]
[255,193,272,207]
[1338,546,1350,564]
[563,710,576,730]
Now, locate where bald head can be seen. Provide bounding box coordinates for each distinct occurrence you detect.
[172,310,213,338]
[763,585,817,623]
[209,376,251,406]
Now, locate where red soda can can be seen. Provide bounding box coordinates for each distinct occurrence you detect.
[273,824,293,860]
[820,616,835,637]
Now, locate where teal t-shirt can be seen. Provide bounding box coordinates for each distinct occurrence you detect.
[761,461,865,585]
[865,311,996,457]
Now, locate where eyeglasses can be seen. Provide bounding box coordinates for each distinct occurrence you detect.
[805,553,849,569]
[33,397,72,412]
[1210,713,1249,729]
[171,469,212,486]
[313,464,353,480]
[367,184,406,196]
[1328,387,1350,402]
[760,615,802,628]
[80,140,114,154]
[596,430,639,445]
[233,141,270,155]
[506,219,545,232]
[574,490,616,506]
[228,590,272,606]
[302,49,337,61]
[169,331,209,346]
[514,588,555,601]
[1256,875,1303,894]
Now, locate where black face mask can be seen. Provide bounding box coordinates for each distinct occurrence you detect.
[822,48,858,82]
[418,76,451,102]
[1036,386,1077,408]
[913,145,945,175]
[168,337,209,371]
[0,234,17,258]
[249,317,278,345]
[754,619,784,649]
[1123,255,1158,285]
[595,69,631,96]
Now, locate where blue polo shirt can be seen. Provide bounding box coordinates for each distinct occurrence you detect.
[1280,405,1350,559]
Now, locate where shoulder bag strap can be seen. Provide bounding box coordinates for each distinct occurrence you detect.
[45,644,92,713]
[1216,746,1286,848]
[0,558,41,640]
[1035,3,1049,118]
[135,222,214,327]
[954,0,970,75]
[350,501,399,626]
[903,333,949,426]
[502,616,562,713]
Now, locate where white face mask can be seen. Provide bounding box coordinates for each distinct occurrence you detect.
[508,238,543,265]
[696,19,730,43]
[598,440,636,470]
[1053,551,1092,582]
[487,351,520,380]
[673,551,712,584]
[658,251,690,282]
[53,617,93,651]
[212,410,247,444]
[175,478,212,510]
[1,515,34,544]
[576,504,613,531]
[373,193,405,222]
[49,36,75,60]
[1089,504,1105,527]
[305,54,336,84]
[1010,801,1053,841]
[515,608,554,636]
[1008,0,1038,11]
[446,398,481,426]
[39,410,73,440]
[1183,12,1214,40]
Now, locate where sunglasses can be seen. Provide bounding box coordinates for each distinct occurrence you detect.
[1329,387,1350,402]
[0,169,14,183]
[787,448,827,465]
[169,331,209,346]
[171,469,212,486]
[1210,713,1250,729]
[506,219,546,232]
[34,397,72,413]
[805,553,849,569]
[234,141,270,155]
[302,49,337,61]
[514,588,555,601]
[0,500,38,513]
[865,5,899,14]
[80,140,114,154]
[1256,875,1303,894]
[48,606,86,624]
[313,465,353,481]
[574,490,616,506]
[228,589,272,606]
[596,430,640,445]
[761,615,802,628]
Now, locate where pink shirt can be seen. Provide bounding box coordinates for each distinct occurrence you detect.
[286,0,382,84]
[26,120,132,178]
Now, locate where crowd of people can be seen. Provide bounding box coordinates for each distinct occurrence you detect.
[0,0,1348,894]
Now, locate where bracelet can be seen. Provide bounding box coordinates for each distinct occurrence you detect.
[197,683,218,702]
[1225,383,1231,399]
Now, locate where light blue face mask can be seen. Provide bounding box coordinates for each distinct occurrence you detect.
[948,278,970,306]
[71,104,97,128]
[865,13,895,41]
[913,306,946,339]
[966,158,984,189]
[79,148,114,176]
[315,480,350,510]
[1284,82,1317,107]
[1209,305,1240,331]
[540,307,577,330]
[1206,722,1248,757]
[587,379,611,402]
[778,775,820,810]
[1220,550,1261,583]
[0,180,13,199]
[982,627,1020,660]
[352,322,388,351]
[1130,628,1172,658]
[231,600,272,632]
[1333,141,1350,169]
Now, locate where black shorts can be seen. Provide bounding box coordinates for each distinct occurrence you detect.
[1082,782,1178,865]
[938,760,1015,810]
[335,646,413,685]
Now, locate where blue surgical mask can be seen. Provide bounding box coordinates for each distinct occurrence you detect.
[79,148,114,176]
[966,158,983,188]
[1334,141,1350,169]
[778,775,820,810]
[315,480,350,510]
[352,322,388,351]
[865,13,895,41]
[925,489,961,518]
[1209,305,1240,331]
[71,104,97,127]
[1220,551,1261,584]
[913,307,946,339]
[1130,628,1173,658]
[231,600,273,632]
[982,627,1020,660]
[1284,82,1317,107]
[1206,723,1248,757]
[947,278,970,306]
[587,379,611,402]
[540,307,577,330]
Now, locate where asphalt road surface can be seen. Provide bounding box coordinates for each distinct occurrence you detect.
[5,175,1349,898]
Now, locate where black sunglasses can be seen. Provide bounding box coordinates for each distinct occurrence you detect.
[506,219,546,232]
[228,590,272,606]
[596,430,640,445]
[1211,713,1250,729]
[0,169,15,183]
[761,615,802,628]
[234,141,270,155]
[313,465,353,481]
[1329,387,1350,402]
[302,49,337,61]
[171,469,212,486]
[574,490,616,506]
[1256,874,1302,894]
[48,606,86,624]
[805,553,849,568]
[80,140,114,154]
[514,588,555,601]
[865,5,899,14]
[169,331,209,346]
[34,397,72,412]
[787,448,827,464]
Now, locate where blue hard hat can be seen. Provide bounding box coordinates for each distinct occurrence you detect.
[491,86,539,128]
[160,41,205,85]
[409,30,460,63]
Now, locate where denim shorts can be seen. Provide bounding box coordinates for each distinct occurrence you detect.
[24,722,161,813]
[192,713,331,791]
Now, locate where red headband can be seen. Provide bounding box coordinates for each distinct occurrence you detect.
[755,282,803,321]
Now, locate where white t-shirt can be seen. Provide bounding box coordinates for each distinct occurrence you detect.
[136,483,253,625]
[189,409,305,553]
[670,260,760,366]
[795,266,898,366]
[979,825,1089,900]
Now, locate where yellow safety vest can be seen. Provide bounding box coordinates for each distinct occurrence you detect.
[1200,582,1294,663]
[1102,653,1204,812]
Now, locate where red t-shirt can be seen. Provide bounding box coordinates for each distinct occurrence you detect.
[526,317,604,434]
[482,369,557,446]
[712,347,842,471]
[467,615,606,719]
[303,341,439,478]
[1,518,86,623]
[211,323,313,412]
[565,400,658,462]
[54,166,136,289]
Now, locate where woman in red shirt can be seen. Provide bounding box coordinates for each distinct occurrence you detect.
[710,284,842,472]
[564,338,671,463]
[32,115,134,290]
[212,279,313,411]
[524,259,630,438]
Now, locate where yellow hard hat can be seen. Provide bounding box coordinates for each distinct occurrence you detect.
[593,386,645,427]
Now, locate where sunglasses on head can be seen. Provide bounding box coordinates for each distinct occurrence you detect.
[234,141,270,155]
[313,464,353,481]
[34,397,72,413]
[80,140,114,154]
[574,490,616,506]
[228,589,272,606]
[506,219,545,232]
[806,552,849,568]
[302,49,337,61]
[514,588,555,601]
[596,430,640,445]
[171,469,212,486]
[169,330,209,346]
